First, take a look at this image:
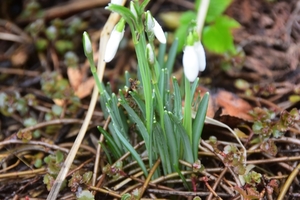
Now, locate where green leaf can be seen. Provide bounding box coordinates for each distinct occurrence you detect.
[192,92,209,161]
[172,77,183,120]
[165,38,178,73]
[202,16,238,54]
[97,126,122,159]
[164,111,179,168]
[129,91,146,119]
[119,95,149,146]
[169,113,193,163]
[180,11,197,24]
[153,122,172,175]
[158,35,167,67]
[174,165,190,190]
[197,0,232,23]
[114,123,148,176]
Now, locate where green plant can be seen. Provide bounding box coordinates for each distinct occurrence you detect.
[83,0,209,180]
[175,0,240,54]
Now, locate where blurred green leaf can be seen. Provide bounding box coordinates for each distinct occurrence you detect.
[202,16,238,54]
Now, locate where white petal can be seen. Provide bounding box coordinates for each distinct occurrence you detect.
[183,46,199,82]
[153,19,166,44]
[194,41,206,71]
[104,28,124,62]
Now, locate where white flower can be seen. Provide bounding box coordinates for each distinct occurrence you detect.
[145,11,166,44]
[104,25,124,63]
[83,31,92,56]
[194,41,206,72]
[110,0,122,5]
[152,18,166,44]
[183,46,199,82]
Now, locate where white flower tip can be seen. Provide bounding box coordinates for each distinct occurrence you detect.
[153,19,166,44]
[83,31,92,55]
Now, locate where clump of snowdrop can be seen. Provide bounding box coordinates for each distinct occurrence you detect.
[104,18,125,63]
[182,31,206,82]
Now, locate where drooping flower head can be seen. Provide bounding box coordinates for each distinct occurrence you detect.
[145,11,166,44]
[182,31,206,82]
[104,18,125,63]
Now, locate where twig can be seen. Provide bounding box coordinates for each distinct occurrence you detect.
[146,188,232,198]
[92,116,110,186]
[139,158,161,198]
[277,163,300,200]
[0,139,69,153]
[0,168,46,179]
[89,185,122,198]
[207,167,228,200]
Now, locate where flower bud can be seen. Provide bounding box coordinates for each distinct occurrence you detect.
[146,43,154,65]
[104,19,125,63]
[83,31,93,57]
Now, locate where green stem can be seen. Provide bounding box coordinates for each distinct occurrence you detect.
[88,57,104,94]
[183,77,192,143]
[134,32,153,135]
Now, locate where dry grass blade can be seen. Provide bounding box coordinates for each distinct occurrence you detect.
[46,0,126,198]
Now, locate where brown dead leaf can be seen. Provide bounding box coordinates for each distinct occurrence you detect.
[74,77,95,99]
[214,90,253,121]
[67,67,83,90]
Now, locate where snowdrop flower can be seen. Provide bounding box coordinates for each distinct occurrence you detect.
[182,32,206,82]
[104,19,125,63]
[145,11,166,44]
[82,31,93,57]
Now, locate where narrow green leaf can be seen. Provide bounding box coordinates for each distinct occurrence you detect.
[183,78,192,143]
[174,165,190,190]
[113,124,148,176]
[99,142,112,164]
[97,126,122,159]
[119,95,149,147]
[153,122,172,175]
[164,111,179,168]
[169,113,193,163]
[165,38,178,73]
[192,92,209,161]
[172,77,183,120]
[158,35,167,67]
[129,91,146,119]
